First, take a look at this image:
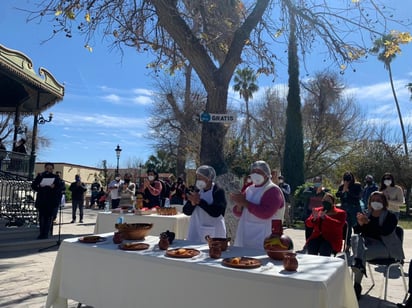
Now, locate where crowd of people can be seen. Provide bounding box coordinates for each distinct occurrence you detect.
[30,161,410,306]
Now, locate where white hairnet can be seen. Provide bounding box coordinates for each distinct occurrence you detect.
[250,160,271,177]
[196,165,216,181]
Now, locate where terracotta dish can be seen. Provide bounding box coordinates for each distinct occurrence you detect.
[78,236,106,243]
[118,242,150,251]
[165,248,201,258]
[222,257,261,269]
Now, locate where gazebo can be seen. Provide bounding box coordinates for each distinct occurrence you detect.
[0,44,65,179]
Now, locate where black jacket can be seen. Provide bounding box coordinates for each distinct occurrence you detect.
[183,184,226,217]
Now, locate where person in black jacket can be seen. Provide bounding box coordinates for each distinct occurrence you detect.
[183,165,227,243]
[336,171,363,249]
[69,175,87,223]
[31,162,59,239]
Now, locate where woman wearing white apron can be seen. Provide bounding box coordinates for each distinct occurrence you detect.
[230,160,285,250]
[183,165,227,243]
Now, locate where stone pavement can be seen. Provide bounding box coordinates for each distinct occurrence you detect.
[0,206,410,308]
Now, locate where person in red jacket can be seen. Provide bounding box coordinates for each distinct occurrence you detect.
[305,192,347,256]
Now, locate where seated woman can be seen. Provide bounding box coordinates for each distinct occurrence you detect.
[305,193,347,256]
[351,191,404,300]
[183,165,227,243]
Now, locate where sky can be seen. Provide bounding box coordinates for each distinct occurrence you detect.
[1,0,412,170]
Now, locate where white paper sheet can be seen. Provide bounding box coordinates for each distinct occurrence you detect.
[40,178,55,187]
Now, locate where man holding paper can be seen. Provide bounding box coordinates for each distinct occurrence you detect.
[31,162,59,239]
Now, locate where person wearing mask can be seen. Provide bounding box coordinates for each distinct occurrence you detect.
[69,175,87,223]
[278,175,291,226]
[380,172,404,219]
[336,171,362,249]
[183,165,227,242]
[230,160,285,250]
[170,176,186,205]
[362,174,378,210]
[302,176,329,240]
[142,169,162,208]
[351,191,403,300]
[90,179,101,208]
[31,163,59,239]
[119,173,136,208]
[305,193,347,256]
[108,175,122,209]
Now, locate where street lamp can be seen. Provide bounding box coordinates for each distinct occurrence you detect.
[37,113,53,125]
[115,144,122,175]
[138,163,142,186]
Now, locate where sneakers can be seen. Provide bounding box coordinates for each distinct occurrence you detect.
[354,282,362,300]
[70,220,75,223]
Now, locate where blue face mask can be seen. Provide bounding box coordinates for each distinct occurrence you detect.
[314,182,321,188]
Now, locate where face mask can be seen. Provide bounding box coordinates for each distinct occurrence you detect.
[371,201,384,211]
[314,182,321,188]
[148,175,155,181]
[278,179,284,184]
[384,180,392,186]
[195,180,207,190]
[322,201,332,212]
[250,173,265,185]
[246,177,252,183]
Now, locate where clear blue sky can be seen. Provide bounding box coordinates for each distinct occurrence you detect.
[1,0,411,169]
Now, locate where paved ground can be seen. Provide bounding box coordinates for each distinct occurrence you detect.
[0,206,410,308]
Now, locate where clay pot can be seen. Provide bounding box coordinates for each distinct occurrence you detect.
[264,220,294,260]
[113,232,124,244]
[209,242,222,259]
[205,235,231,251]
[283,252,298,271]
[158,233,170,250]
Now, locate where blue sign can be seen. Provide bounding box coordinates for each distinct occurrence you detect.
[200,112,211,122]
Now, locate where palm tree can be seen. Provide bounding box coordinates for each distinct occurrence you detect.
[371,31,412,157]
[233,68,259,151]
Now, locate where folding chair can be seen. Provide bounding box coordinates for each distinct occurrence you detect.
[366,226,408,301]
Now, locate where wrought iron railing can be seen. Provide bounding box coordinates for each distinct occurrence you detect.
[0,171,37,227]
[0,149,31,178]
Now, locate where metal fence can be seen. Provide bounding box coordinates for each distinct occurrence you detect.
[0,171,37,227]
[0,149,30,177]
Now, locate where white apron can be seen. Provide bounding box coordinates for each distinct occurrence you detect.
[186,184,226,243]
[234,181,285,250]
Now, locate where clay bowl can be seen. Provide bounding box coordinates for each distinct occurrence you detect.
[265,249,294,260]
[205,235,231,251]
[115,223,153,240]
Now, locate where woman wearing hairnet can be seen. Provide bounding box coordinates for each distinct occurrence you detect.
[183,165,227,242]
[230,160,285,249]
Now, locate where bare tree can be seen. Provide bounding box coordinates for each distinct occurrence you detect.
[147,67,204,176]
[301,71,370,178]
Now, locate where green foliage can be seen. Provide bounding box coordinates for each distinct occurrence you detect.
[145,149,176,174]
[64,184,71,202]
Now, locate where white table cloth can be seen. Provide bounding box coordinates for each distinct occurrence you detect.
[94,211,190,239]
[46,234,358,308]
